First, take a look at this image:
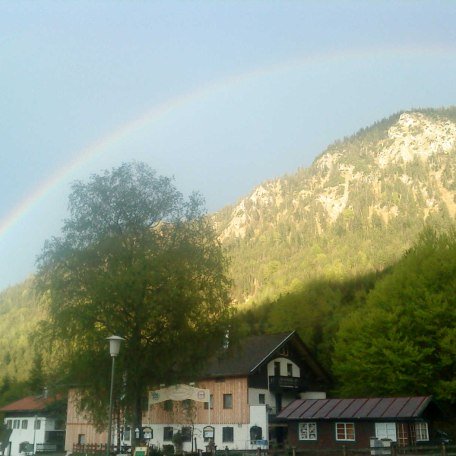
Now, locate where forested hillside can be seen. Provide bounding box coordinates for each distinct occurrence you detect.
[215,107,456,304]
[1,106,456,405]
[0,277,42,381]
[0,278,49,404]
[237,227,456,403]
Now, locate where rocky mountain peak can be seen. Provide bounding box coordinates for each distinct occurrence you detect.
[376,112,456,167]
[217,109,456,242]
[214,107,456,303]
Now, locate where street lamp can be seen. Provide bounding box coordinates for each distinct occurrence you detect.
[107,336,124,456]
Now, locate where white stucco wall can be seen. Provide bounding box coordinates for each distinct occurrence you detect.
[267,357,300,377]
[141,405,268,451]
[248,388,274,408]
[3,416,53,456]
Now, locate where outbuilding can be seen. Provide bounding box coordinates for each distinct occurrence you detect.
[277,396,443,450]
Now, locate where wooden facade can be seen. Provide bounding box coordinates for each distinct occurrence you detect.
[287,420,436,449]
[147,377,250,425]
[279,397,443,451]
[65,389,107,450]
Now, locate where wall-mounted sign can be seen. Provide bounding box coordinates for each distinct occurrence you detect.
[149,384,210,406]
[203,426,214,440]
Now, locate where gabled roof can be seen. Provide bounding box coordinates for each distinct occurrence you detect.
[0,394,61,413]
[205,332,294,377]
[204,331,329,383]
[278,396,432,421]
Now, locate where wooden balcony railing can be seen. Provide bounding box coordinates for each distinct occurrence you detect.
[269,375,303,390]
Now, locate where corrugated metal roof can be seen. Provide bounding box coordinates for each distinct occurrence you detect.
[278,396,432,421]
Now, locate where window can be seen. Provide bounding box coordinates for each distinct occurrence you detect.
[204,394,214,409]
[182,399,192,411]
[163,400,173,412]
[259,393,265,405]
[287,363,293,377]
[274,361,281,376]
[415,423,429,442]
[163,427,173,441]
[299,422,317,441]
[250,426,262,441]
[55,419,65,430]
[19,442,31,453]
[222,427,234,442]
[78,434,86,445]
[223,394,233,409]
[375,423,397,442]
[34,419,41,430]
[182,427,192,442]
[13,420,20,429]
[336,423,355,441]
[6,420,12,429]
[21,420,28,429]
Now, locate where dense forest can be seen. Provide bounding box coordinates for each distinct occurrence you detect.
[1,226,455,406]
[1,107,456,407]
[236,226,456,403]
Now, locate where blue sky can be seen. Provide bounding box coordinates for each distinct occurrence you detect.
[0,1,455,289]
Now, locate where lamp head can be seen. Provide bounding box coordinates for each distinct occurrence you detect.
[107,335,124,357]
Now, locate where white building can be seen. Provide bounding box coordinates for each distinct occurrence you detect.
[1,394,65,456]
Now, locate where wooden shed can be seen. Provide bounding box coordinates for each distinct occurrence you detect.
[277,396,443,450]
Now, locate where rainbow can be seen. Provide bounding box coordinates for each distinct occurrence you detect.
[0,44,453,241]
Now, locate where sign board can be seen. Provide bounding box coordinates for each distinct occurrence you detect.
[134,447,148,456]
[203,426,214,440]
[149,384,210,405]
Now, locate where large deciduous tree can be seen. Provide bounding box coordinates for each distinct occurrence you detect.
[36,162,232,438]
[332,227,456,402]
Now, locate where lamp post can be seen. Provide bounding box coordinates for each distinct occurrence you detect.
[107,336,124,456]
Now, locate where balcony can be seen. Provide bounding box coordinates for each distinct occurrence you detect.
[269,375,303,391]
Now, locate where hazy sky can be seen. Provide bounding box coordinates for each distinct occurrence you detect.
[1,1,455,290]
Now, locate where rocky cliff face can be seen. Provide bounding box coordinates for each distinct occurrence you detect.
[214,108,456,304]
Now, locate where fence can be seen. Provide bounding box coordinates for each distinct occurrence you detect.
[265,445,456,456]
[36,444,58,453]
[71,445,456,456]
[72,443,110,454]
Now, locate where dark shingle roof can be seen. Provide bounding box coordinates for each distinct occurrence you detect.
[204,332,295,377]
[278,396,432,421]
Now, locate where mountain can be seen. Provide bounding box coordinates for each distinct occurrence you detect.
[214,107,456,304]
[1,107,456,396]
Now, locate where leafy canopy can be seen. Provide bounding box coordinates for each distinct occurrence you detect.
[332,227,456,402]
[36,162,232,429]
